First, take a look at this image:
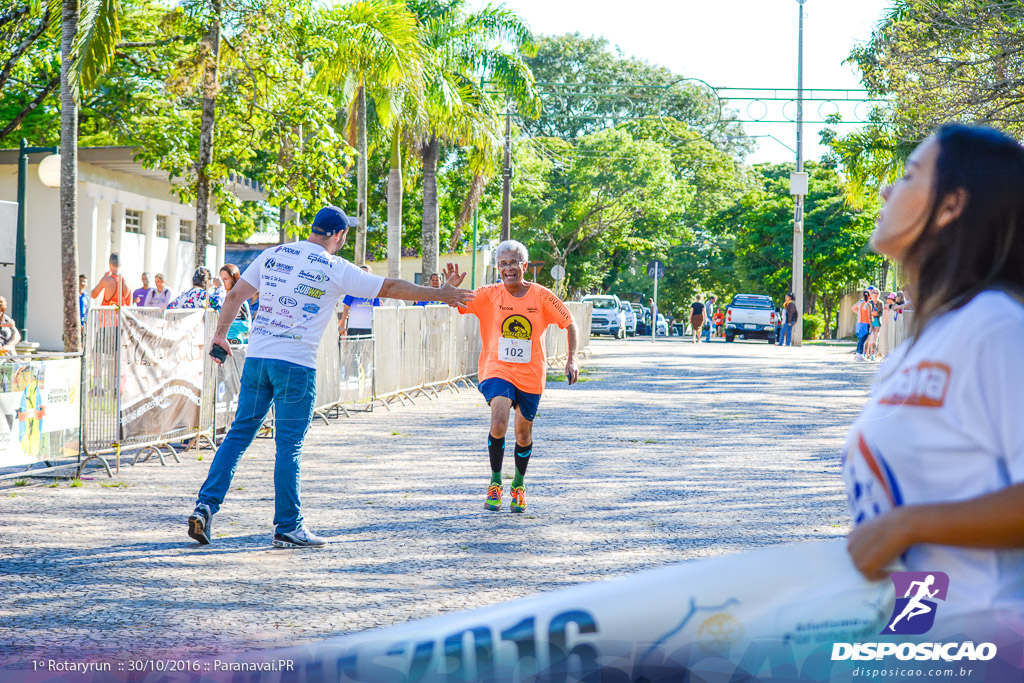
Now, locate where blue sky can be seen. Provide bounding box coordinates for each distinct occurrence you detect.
[491,0,895,164]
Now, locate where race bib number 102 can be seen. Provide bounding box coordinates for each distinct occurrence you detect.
[499,337,531,363]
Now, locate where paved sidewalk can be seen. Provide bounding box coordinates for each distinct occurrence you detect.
[0,338,874,668]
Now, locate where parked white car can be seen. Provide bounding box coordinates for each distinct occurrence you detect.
[582,294,626,337]
[619,301,637,336]
[725,293,777,343]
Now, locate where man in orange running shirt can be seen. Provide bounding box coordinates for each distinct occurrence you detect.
[446,239,579,513]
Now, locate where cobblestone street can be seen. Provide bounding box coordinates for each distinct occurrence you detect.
[0,337,874,669]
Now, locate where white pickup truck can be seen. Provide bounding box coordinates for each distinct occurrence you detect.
[725,294,777,343]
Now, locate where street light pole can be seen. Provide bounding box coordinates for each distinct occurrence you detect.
[791,0,807,347]
[14,138,60,340]
[500,103,512,242]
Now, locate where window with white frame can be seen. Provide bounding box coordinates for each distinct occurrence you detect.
[156,215,168,238]
[125,209,142,234]
[180,219,193,242]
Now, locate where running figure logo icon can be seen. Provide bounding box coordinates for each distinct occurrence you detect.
[883,571,949,635]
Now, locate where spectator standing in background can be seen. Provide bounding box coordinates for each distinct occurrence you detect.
[338,265,382,336]
[778,292,798,346]
[865,286,884,360]
[702,295,717,342]
[712,308,725,337]
[132,272,155,307]
[167,267,221,311]
[220,264,251,342]
[149,274,174,310]
[91,253,131,307]
[851,290,873,361]
[78,275,90,327]
[0,296,21,355]
[689,295,705,344]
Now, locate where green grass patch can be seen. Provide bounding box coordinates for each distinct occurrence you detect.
[13,479,28,487]
[69,478,83,488]
[100,481,129,488]
[47,480,60,488]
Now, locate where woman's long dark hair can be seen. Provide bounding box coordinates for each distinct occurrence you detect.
[904,124,1024,336]
[220,263,241,288]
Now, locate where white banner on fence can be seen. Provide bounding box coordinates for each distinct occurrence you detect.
[118,308,207,442]
[0,358,81,467]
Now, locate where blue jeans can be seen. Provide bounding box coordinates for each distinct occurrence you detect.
[702,320,711,342]
[855,322,870,354]
[196,357,316,534]
[779,322,794,346]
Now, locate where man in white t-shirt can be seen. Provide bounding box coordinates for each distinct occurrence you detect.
[188,206,473,549]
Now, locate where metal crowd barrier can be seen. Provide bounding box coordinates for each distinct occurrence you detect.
[80,306,217,475]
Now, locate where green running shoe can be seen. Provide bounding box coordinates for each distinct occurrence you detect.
[485,483,503,511]
[509,485,526,513]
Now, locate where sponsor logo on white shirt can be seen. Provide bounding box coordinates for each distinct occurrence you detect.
[302,303,320,314]
[275,245,301,256]
[278,296,298,307]
[265,258,293,274]
[298,269,327,284]
[294,284,325,299]
[307,253,331,266]
[879,361,951,407]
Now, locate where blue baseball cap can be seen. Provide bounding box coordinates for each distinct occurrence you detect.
[311,206,359,235]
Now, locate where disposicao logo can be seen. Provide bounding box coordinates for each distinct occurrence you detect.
[831,571,997,662]
[884,571,947,636]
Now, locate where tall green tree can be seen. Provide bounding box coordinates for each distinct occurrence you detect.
[512,127,688,294]
[408,0,538,278]
[523,33,751,157]
[850,0,1024,140]
[316,0,423,265]
[724,162,881,337]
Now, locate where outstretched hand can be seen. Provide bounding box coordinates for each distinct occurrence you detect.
[438,263,474,308]
[442,262,467,288]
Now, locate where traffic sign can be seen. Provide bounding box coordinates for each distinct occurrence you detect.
[551,264,566,280]
[646,260,665,278]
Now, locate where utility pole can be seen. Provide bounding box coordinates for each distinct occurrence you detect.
[500,103,512,242]
[790,0,807,347]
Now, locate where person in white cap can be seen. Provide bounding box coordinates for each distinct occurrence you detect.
[188,206,473,548]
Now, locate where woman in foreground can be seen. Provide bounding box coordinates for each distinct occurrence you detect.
[843,124,1024,616]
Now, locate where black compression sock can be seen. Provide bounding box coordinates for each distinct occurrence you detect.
[512,442,532,487]
[488,435,505,484]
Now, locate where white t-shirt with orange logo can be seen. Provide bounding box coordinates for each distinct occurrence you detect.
[842,291,1024,614]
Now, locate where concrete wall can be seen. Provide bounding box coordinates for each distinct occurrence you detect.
[0,159,227,350]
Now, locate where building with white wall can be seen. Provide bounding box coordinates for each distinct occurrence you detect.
[0,146,265,350]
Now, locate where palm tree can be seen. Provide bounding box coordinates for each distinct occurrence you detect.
[316,0,423,265]
[408,0,538,277]
[61,0,120,351]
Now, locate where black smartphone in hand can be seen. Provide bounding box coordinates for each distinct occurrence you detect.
[210,344,228,363]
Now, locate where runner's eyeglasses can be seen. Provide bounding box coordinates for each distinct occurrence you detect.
[497,260,523,268]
